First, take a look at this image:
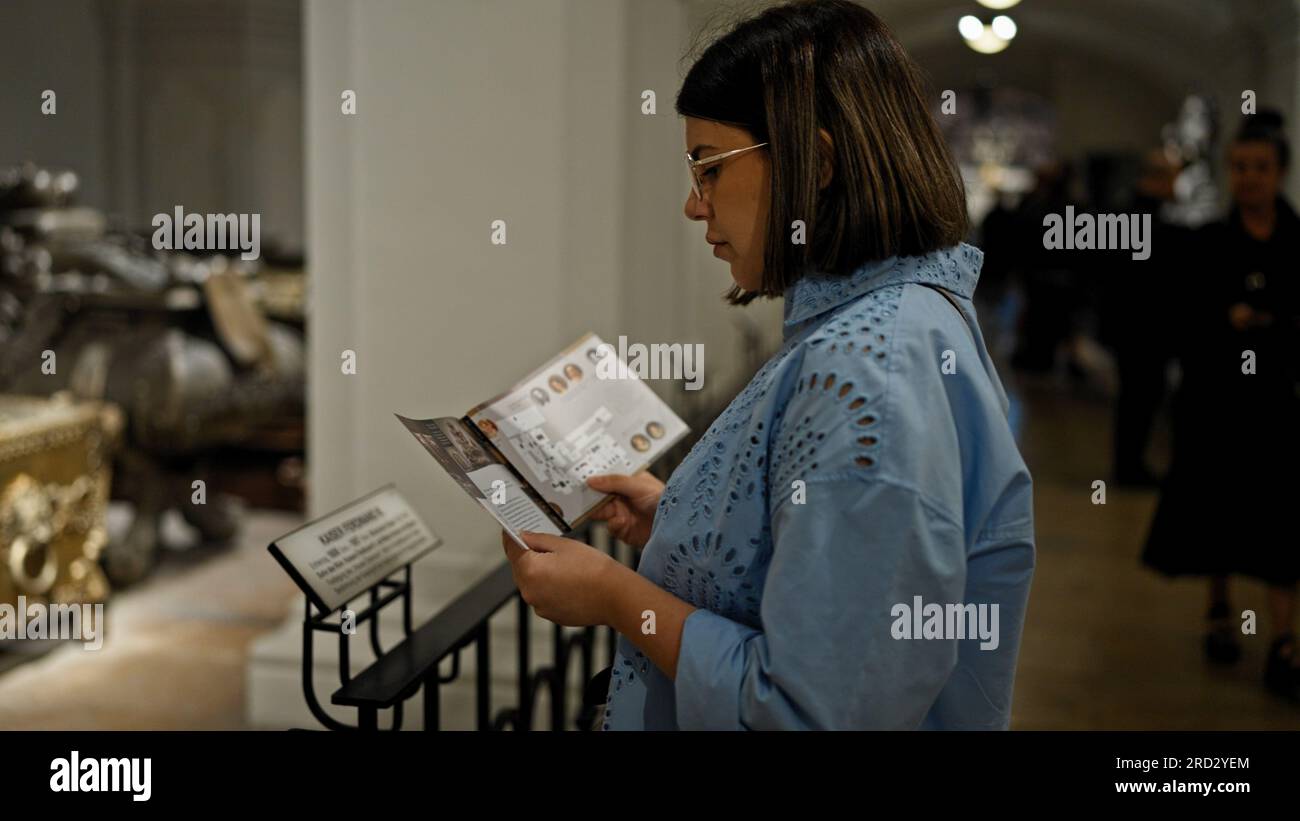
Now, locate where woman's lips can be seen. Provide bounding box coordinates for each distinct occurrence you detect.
[711,241,728,257]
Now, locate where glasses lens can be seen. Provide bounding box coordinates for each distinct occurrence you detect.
[686,157,701,198]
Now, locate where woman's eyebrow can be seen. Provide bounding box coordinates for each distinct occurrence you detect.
[689,144,718,158]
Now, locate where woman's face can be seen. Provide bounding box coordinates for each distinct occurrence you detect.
[1228,140,1285,211]
[683,116,770,292]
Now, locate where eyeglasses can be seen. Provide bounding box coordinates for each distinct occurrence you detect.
[685,142,768,200]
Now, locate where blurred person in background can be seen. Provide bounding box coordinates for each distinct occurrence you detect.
[975,187,1024,358]
[1144,110,1300,701]
[977,188,1021,309]
[1009,161,1093,381]
[1108,148,1188,487]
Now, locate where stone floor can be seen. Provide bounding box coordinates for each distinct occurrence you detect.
[1010,374,1300,729]
[0,510,303,730]
[1,372,1297,729]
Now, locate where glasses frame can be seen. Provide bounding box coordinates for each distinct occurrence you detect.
[685,142,769,200]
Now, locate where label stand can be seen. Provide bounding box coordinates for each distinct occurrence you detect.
[299,565,414,731]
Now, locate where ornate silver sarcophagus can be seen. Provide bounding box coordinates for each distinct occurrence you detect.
[0,163,306,586]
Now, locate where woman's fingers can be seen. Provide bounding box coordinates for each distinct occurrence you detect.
[518,531,565,552]
[591,497,630,522]
[588,497,618,521]
[502,530,529,559]
[586,473,621,492]
[584,479,649,542]
[587,473,641,496]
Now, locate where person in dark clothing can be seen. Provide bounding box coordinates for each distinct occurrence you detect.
[1143,110,1300,701]
[978,189,1020,307]
[1110,150,1187,487]
[1010,161,1090,375]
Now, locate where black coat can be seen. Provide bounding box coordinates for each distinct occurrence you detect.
[1143,197,1300,584]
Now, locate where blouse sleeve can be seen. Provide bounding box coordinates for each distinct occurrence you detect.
[672,474,968,730]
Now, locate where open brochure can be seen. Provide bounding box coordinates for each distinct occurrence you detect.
[396,332,689,550]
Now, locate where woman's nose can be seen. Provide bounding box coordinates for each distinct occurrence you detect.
[684,188,711,220]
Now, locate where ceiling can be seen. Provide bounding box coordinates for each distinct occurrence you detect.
[690,0,1299,99]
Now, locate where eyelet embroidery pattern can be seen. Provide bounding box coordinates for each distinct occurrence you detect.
[658,338,800,532]
[603,648,651,729]
[772,284,901,488]
[604,245,984,729]
[661,530,769,624]
[643,342,801,631]
[787,269,886,325]
[784,244,981,329]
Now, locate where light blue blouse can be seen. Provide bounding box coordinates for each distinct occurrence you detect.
[602,243,1035,730]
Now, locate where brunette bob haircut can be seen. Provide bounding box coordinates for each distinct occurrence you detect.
[677,0,969,304]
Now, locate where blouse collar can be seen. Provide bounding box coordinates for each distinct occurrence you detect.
[782,243,984,339]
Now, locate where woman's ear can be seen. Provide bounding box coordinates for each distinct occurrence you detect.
[817,128,835,190]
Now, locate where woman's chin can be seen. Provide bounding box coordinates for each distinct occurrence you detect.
[730,271,762,293]
[720,261,750,288]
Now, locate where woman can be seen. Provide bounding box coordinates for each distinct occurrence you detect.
[1144,110,1300,700]
[502,0,1035,730]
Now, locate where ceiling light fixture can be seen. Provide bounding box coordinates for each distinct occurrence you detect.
[959,13,1017,54]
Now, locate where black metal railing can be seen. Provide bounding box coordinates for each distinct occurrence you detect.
[301,524,623,731]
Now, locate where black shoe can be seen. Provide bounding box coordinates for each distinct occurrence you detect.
[1264,634,1300,702]
[1204,605,1241,666]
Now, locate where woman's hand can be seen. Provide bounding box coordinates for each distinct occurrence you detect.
[502,530,628,627]
[586,472,665,549]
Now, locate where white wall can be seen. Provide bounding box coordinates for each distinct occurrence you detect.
[245,0,799,729]
[305,0,769,595]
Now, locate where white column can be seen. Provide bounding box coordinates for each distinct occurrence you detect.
[250,0,695,729]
